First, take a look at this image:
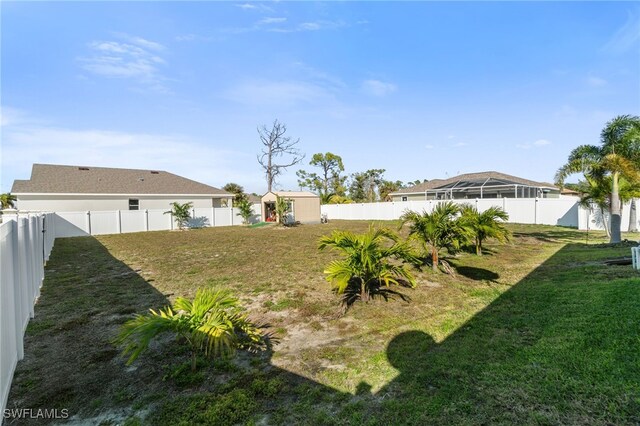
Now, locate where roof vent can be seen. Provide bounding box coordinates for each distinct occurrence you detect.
[138,178,144,182]
[150,171,160,174]
[78,167,90,171]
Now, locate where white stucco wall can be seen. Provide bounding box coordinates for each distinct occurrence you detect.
[15,194,230,212]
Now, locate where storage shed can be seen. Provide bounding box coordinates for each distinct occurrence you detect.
[261,191,321,224]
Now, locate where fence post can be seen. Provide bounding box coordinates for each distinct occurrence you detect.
[86,211,92,235]
[29,216,40,301]
[211,207,215,227]
[230,206,234,226]
[9,220,25,361]
[117,210,122,234]
[145,210,149,231]
[534,198,538,224]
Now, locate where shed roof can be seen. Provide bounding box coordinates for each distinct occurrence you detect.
[390,171,559,195]
[263,191,319,198]
[12,164,231,196]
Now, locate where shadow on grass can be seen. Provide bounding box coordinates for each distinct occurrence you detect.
[366,243,640,424]
[8,237,640,425]
[449,264,500,282]
[6,237,172,425]
[338,278,413,311]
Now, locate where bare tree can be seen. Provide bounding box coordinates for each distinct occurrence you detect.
[257,120,305,192]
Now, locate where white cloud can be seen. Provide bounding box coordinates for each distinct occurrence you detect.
[235,3,274,12]
[224,80,337,107]
[1,107,27,127]
[228,18,347,34]
[79,34,169,92]
[518,139,552,150]
[453,142,469,147]
[299,20,345,31]
[299,22,321,31]
[555,105,577,118]
[175,33,216,42]
[121,35,165,52]
[361,79,397,97]
[585,76,608,87]
[260,17,287,24]
[602,9,640,54]
[425,144,434,150]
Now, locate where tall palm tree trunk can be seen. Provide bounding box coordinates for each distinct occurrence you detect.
[610,172,622,243]
[629,199,638,232]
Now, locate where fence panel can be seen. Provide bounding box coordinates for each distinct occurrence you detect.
[0,221,19,420]
[321,198,599,229]
[120,211,146,234]
[192,208,214,228]
[90,211,119,235]
[54,212,89,237]
[0,214,55,421]
[148,210,170,231]
[214,208,232,227]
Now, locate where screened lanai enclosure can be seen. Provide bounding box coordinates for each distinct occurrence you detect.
[389,171,560,202]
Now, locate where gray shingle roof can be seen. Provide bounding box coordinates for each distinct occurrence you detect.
[390,171,559,195]
[12,164,231,196]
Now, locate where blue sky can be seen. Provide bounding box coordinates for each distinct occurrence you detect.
[2,1,639,194]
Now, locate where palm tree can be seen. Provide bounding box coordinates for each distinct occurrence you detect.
[556,115,640,243]
[318,226,417,308]
[275,196,291,225]
[460,205,510,255]
[575,176,612,237]
[115,289,264,371]
[164,202,193,230]
[235,198,254,225]
[399,201,471,271]
[0,193,17,210]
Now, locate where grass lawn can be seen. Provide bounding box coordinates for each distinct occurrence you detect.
[6,221,640,425]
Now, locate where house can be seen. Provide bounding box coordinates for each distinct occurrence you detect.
[261,191,321,224]
[389,171,560,202]
[11,164,233,212]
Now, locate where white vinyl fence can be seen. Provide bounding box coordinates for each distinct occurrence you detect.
[321,198,637,232]
[13,205,262,238]
[0,213,55,419]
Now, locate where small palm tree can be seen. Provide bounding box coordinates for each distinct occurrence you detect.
[164,202,193,230]
[460,205,510,255]
[115,289,264,371]
[235,198,254,225]
[275,196,291,226]
[0,193,17,210]
[399,202,471,271]
[318,226,417,308]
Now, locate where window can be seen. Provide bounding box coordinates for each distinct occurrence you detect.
[129,199,139,210]
[401,196,408,202]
